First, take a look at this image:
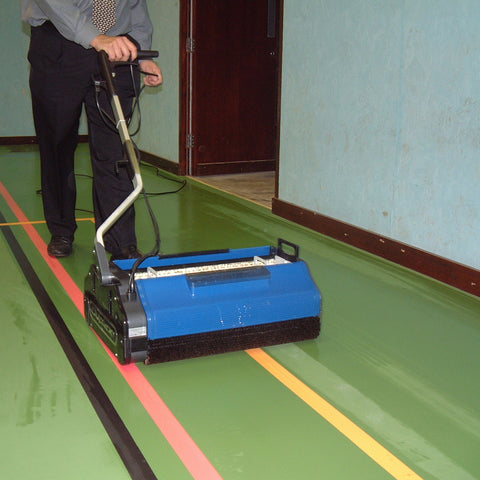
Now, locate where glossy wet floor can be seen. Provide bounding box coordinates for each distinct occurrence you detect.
[0,144,479,480]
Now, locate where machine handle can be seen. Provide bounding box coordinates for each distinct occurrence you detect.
[98,50,116,97]
[277,238,300,262]
[95,49,158,286]
[187,266,271,289]
[136,50,159,60]
[98,50,160,97]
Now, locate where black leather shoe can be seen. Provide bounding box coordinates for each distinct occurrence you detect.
[110,245,142,261]
[47,236,73,257]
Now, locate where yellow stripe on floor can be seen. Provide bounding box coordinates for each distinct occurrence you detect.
[0,218,94,227]
[247,348,422,480]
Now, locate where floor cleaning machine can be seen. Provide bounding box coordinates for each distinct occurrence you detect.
[84,51,322,364]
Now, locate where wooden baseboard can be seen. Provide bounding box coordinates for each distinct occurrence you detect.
[0,136,38,145]
[0,135,89,145]
[272,197,480,298]
[139,151,179,175]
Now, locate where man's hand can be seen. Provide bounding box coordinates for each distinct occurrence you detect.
[140,60,163,87]
[90,35,138,62]
[90,36,162,87]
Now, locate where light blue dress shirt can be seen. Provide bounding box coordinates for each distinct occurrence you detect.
[21,0,153,50]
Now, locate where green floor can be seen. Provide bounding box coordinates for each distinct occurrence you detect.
[0,144,479,480]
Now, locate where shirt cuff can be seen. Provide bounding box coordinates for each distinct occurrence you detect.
[75,23,102,49]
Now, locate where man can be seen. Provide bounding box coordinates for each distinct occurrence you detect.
[21,0,163,258]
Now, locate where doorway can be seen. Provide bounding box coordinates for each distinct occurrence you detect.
[180,0,283,182]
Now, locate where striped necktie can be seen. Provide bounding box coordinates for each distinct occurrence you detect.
[92,0,116,34]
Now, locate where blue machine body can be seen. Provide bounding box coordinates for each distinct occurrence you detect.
[114,245,321,342]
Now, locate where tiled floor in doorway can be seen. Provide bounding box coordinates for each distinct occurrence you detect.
[196,171,275,208]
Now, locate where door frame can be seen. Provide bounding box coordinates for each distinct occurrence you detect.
[179,0,283,196]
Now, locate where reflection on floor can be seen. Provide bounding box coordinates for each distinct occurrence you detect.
[2,145,480,479]
[196,171,275,208]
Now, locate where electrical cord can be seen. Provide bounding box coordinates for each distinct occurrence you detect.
[127,186,161,294]
[93,63,142,135]
[135,147,187,196]
[36,164,186,213]
[128,64,144,137]
[36,173,95,215]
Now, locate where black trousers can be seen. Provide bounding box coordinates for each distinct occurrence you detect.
[28,22,139,255]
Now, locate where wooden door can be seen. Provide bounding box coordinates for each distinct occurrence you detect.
[181,0,282,176]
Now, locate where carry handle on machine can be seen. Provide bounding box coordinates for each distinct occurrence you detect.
[95,50,159,286]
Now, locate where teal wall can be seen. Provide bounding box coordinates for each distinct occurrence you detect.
[279,0,480,270]
[136,1,180,163]
[4,1,480,270]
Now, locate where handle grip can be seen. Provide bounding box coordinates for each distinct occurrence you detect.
[98,50,116,96]
[136,50,159,60]
[98,49,159,95]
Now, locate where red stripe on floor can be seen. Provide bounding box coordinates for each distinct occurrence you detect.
[0,181,85,313]
[0,180,223,480]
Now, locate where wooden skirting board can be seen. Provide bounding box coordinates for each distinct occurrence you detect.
[272,197,480,298]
